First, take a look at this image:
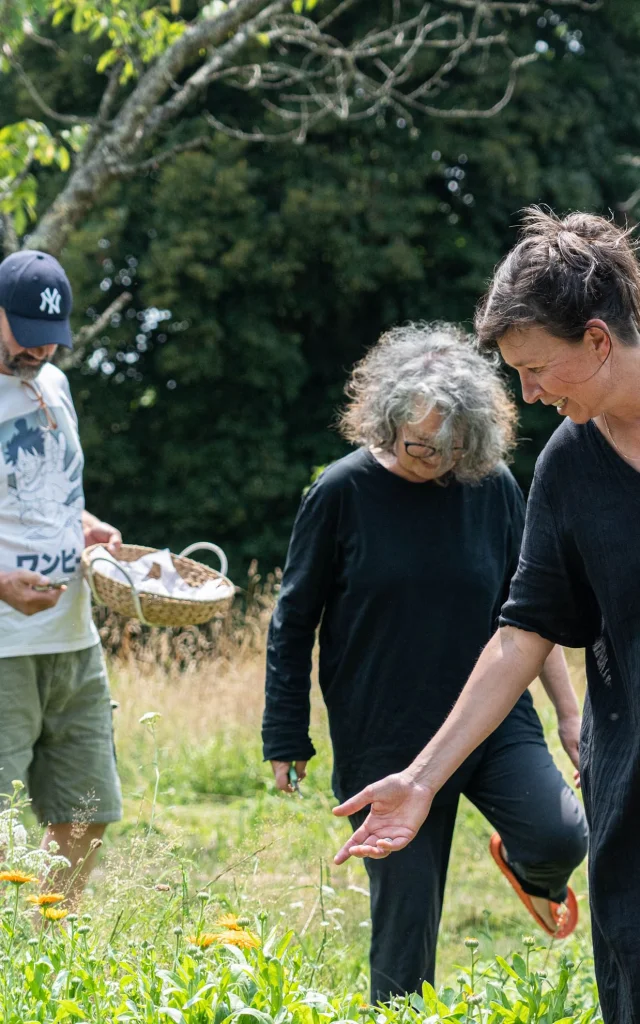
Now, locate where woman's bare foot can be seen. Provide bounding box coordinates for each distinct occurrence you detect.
[501,845,565,934]
[529,894,562,933]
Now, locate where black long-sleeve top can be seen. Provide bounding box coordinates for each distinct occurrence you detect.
[262,447,527,802]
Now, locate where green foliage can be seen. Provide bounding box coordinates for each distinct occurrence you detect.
[51,0,187,82]
[55,3,640,575]
[0,121,77,232]
[0,764,602,1023]
[2,5,640,575]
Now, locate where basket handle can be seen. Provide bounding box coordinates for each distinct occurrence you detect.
[85,555,151,627]
[178,542,228,578]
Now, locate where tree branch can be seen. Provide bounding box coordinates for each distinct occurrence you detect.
[21,22,66,56]
[10,57,94,126]
[0,214,19,258]
[392,53,538,119]
[146,0,289,133]
[60,291,133,370]
[204,107,323,143]
[443,0,601,9]
[25,0,278,254]
[21,0,599,256]
[117,135,212,175]
[79,63,124,168]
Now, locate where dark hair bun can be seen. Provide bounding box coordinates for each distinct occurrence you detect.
[476,206,640,347]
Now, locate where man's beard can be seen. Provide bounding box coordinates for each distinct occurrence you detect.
[0,335,48,381]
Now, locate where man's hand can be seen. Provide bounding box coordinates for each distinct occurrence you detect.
[557,713,581,785]
[270,760,308,793]
[332,772,434,865]
[0,570,66,616]
[83,516,122,555]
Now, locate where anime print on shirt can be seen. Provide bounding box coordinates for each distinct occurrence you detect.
[0,364,98,657]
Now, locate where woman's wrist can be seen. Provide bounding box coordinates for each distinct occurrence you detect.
[402,759,440,797]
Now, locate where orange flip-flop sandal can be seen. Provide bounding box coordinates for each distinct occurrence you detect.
[489,833,578,940]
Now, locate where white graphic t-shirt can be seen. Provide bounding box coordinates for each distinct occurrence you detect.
[0,364,98,657]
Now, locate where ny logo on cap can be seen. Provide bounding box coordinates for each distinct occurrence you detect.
[40,287,61,315]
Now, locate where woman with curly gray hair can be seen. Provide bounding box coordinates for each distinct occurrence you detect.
[263,322,586,1001]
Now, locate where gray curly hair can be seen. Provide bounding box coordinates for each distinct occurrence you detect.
[339,322,517,483]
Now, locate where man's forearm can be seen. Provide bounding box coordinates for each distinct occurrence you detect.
[405,626,553,795]
[538,645,581,721]
[82,510,100,530]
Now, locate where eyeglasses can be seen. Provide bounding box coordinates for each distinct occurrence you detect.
[403,441,465,462]
[21,381,58,431]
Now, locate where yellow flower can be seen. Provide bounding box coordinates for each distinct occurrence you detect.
[216,929,260,950]
[0,871,39,885]
[188,933,217,948]
[43,908,68,921]
[26,893,66,906]
[215,913,241,930]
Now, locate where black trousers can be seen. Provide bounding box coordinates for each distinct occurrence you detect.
[349,707,589,1003]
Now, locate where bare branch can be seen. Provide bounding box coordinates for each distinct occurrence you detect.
[146,0,290,132]
[79,64,124,168]
[26,0,279,253]
[204,107,323,143]
[10,58,94,126]
[394,53,538,119]
[60,291,133,371]
[21,22,66,56]
[442,0,600,9]
[117,135,212,175]
[22,0,600,256]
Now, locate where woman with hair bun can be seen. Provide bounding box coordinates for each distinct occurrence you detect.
[263,321,587,1002]
[335,209,640,1022]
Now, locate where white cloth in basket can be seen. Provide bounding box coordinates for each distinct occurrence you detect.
[89,547,234,602]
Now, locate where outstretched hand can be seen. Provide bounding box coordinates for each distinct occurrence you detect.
[332,772,434,865]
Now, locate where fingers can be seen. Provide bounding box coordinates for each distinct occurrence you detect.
[568,745,580,773]
[294,760,307,781]
[17,570,50,586]
[334,834,407,865]
[107,530,123,555]
[332,786,373,818]
[574,769,581,789]
[271,761,292,792]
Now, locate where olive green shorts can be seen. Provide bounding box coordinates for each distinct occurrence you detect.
[0,644,123,825]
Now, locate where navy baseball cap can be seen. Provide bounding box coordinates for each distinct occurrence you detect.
[0,250,73,349]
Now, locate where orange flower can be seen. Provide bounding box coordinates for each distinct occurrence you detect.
[188,933,217,948]
[26,893,66,906]
[43,908,68,921]
[216,929,260,950]
[0,871,39,885]
[215,913,241,930]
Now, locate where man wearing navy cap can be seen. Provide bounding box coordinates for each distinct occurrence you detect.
[0,250,123,899]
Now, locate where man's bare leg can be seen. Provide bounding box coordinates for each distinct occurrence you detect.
[41,822,107,907]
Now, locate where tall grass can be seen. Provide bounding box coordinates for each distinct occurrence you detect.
[1,578,597,1020]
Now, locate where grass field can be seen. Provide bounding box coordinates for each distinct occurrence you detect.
[1,611,600,1021]
[87,633,593,994]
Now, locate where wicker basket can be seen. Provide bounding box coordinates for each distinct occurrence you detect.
[81,542,234,627]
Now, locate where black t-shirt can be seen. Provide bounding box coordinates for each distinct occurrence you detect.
[262,447,528,801]
[499,417,640,1021]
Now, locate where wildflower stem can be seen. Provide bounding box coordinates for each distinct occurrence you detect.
[6,884,20,959]
[148,721,160,836]
[66,919,77,1000]
[308,861,327,989]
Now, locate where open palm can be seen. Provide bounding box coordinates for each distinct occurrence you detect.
[332,772,433,864]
